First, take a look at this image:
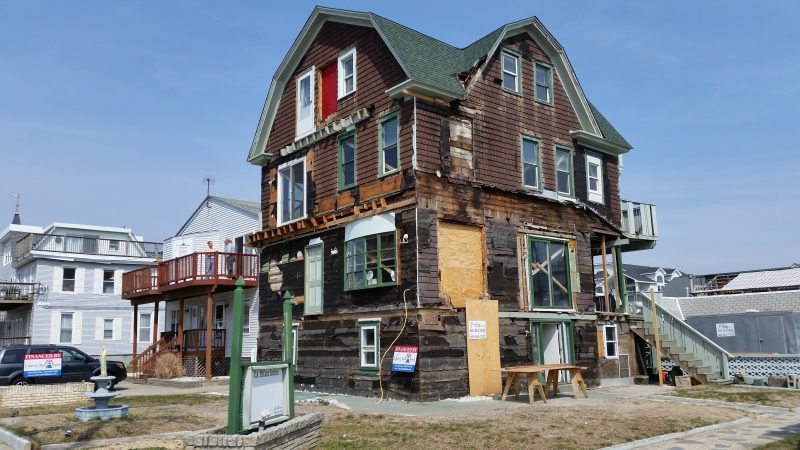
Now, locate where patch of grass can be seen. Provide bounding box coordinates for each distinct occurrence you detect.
[672,386,800,408]
[754,434,800,450]
[0,393,224,419]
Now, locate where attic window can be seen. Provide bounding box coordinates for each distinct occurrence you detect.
[501,50,520,93]
[296,68,316,138]
[535,62,553,103]
[338,48,357,98]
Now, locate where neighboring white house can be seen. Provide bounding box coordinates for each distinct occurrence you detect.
[0,221,162,360]
[594,263,683,304]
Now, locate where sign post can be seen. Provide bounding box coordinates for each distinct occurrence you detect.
[227,277,246,435]
[282,291,295,418]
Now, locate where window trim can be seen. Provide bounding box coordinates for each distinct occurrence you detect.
[378,112,400,177]
[501,49,521,94]
[534,61,554,104]
[520,134,542,190]
[337,47,357,99]
[554,145,575,198]
[603,324,619,359]
[295,67,316,139]
[338,132,357,191]
[344,231,398,291]
[585,151,604,204]
[102,269,115,294]
[358,319,380,371]
[527,236,573,311]
[59,312,74,344]
[103,318,114,340]
[276,157,307,226]
[138,312,152,343]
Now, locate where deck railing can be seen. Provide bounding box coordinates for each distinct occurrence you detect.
[182,329,226,354]
[620,200,658,239]
[0,336,30,346]
[122,252,259,298]
[13,233,163,263]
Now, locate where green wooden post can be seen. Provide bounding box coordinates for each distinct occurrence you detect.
[226,276,246,435]
[283,291,295,417]
[615,246,627,312]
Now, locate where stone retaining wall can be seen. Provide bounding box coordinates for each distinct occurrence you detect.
[184,413,322,450]
[0,382,93,409]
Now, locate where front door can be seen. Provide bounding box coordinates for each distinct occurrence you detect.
[531,321,574,382]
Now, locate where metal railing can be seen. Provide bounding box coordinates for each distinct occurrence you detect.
[0,282,43,302]
[620,200,658,239]
[13,233,163,262]
[639,291,731,380]
[0,337,30,346]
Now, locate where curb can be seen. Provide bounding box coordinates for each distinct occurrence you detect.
[601,417,752,450]
[0,426,33,450]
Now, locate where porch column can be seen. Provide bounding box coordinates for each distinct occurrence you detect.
[601,235,610,312]
[615,246,627,312]
[132,303,139,373]
[152,300,160,343]
[178,298,184,352]
[205,292,213,380]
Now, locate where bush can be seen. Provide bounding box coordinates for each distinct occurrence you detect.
[153,353,185,379]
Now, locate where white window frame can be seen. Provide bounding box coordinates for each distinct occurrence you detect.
[138,312,152,343]
[295,67,316,139]
[501,50,520,93]
[243,302,251,335]
[585,152,604,204]
[277,157,307,226]
[358,319,380,370]
[62,267,77,292]
[103,318,114,340]
[603,324,619,359]
[102,269,115,294]
[60,312,74,344]
[337,47,357,98]
[304,242,324,315]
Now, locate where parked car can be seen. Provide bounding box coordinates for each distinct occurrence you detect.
[0,345,127,389]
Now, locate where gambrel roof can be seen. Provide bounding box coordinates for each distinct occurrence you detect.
[248,7,632,165]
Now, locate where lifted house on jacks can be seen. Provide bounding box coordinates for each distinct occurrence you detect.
[246,7,659,400]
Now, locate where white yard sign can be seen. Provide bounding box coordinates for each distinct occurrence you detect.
[716,323,735,337]
[468,320,487,340]
[242,364,290,429]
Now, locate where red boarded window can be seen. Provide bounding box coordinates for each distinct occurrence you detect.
[321,63,337,119]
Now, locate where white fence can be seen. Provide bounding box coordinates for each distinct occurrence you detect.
[728,355,800,378]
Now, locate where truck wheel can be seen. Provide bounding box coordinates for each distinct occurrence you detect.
[10,377,29,386]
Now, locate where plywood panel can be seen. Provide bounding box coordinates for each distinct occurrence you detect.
[438,222,484,308]
[466,299,502,395]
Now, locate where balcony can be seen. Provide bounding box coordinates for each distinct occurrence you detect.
[122,252,259,300]
[620,200,658,252]
[13,233,163,265]
[0,282,44,310]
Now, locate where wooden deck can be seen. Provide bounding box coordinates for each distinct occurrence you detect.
[121,252,258,300]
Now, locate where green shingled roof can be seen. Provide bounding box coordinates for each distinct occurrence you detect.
[369,13,631,149]
[588,102,632,149]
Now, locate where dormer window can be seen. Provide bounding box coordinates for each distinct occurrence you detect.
[585,152,604,204]
[501,50,520,93]
[296,68,315,138]
[338,48,357,98]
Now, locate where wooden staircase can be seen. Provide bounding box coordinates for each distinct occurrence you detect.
[630,292,731,384]
[131,334,180,378]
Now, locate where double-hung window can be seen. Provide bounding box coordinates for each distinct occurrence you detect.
[103,319,114,340]
[296,68,315,138]
[338,48,356,98]
[521,136,540,189]
[62,268,76,292]
[339,133,356,190]
[102,270,115,294]
[585,152,604,204]
[528,237,572,309]
[379,114,399,176]
[60,312,74,343]
[501,50,520,93]
[555,146,574,197]
[534,62,553,103]
[359,320,380,370]
[345,232,397,290]
[277,157,306,225]
[603,325,618,359]
[138,312,151,342]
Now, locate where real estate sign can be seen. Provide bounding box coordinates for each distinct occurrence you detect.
[23,353,61,377]
[391,346,418,372]
[242,364,290,430]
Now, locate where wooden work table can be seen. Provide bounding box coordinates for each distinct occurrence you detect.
[499,364,588,404]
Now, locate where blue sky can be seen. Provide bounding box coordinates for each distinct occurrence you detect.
[1,1,798,274]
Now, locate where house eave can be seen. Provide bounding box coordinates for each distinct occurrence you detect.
[385,80,461,102]
[570,130,631,156]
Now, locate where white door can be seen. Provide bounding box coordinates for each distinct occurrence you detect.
[305,244,323,315]
[296,68,315,138]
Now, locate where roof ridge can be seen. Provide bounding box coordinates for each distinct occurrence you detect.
[369,12,461,51]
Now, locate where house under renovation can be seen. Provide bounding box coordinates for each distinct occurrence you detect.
[245,7,671,400]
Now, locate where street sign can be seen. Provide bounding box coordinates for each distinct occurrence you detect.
[23,353,61,377]
[242,364,290,430]
[391,346,418,372]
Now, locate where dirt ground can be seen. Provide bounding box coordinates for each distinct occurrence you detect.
[298,397,746,450]
[671,385,800,409]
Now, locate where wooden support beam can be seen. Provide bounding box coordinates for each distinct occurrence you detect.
[651,288,664,387]
[178,298,184,353]
[132,304,139,373]
[152,300,160,344]
[601,235,609,312]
